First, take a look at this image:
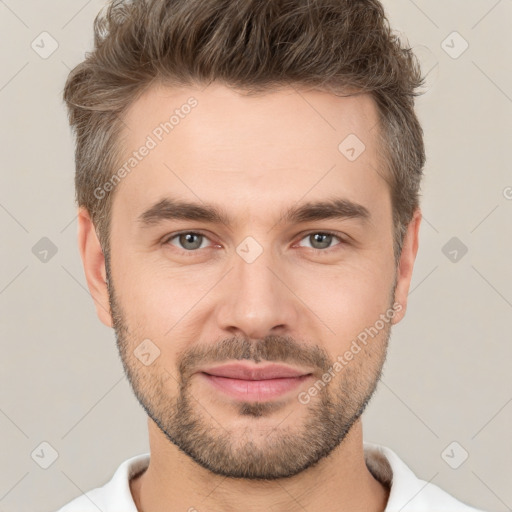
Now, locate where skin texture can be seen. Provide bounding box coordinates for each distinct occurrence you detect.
[78,83,421,512]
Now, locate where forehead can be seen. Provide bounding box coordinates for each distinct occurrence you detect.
[112,82,388,227]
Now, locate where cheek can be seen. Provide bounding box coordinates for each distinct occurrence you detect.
[109,257,169,345]
[113,265,214,360]
[297,257,394,342]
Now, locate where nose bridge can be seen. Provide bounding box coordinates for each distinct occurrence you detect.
[216,237,298,339]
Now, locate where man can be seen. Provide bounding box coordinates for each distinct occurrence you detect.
[58,0,484,510]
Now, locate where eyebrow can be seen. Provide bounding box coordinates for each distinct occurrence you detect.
[137,196,371,229]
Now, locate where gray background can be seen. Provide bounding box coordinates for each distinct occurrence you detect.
[0,1,511,511]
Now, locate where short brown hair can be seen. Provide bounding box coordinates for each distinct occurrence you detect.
[63,0,425,265]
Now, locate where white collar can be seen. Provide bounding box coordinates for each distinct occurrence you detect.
[58,442,484,511]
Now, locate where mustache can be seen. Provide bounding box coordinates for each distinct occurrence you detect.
[177,335,332,381]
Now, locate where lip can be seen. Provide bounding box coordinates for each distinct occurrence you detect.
[197,362,313,401]
[199,362,312,380]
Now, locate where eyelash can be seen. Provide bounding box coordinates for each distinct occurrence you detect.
[162,230,346,255]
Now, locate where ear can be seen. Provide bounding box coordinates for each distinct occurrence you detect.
[391,208,422,325]
[77,207,113,328]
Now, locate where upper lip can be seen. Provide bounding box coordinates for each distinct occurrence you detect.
[199,362,312,380]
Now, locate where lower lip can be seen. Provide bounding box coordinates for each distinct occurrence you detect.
[200,373,312,401]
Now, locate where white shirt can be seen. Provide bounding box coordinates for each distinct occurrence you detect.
[56,442,485,511]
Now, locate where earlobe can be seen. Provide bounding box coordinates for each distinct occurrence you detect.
[391,208,422,325]
[77,207,113,328]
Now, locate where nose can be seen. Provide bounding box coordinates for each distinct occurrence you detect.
[214,244,300,341]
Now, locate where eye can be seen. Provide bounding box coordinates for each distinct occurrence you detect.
[162,230,345,254]
[297,231,344,251]
[164,232,213,251]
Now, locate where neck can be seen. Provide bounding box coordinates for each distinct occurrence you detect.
[130,418,389,512]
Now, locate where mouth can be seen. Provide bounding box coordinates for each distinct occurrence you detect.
[197,362,314,401]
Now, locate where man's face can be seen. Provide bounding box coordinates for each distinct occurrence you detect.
[103,83,405,479]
